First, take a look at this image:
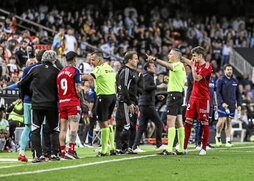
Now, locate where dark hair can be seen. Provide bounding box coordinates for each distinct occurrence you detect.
[191,46,206,58]
[124,51,137,64]
[36,50,46,62]
[0,105,5,112]
[91,50,104,59]
[9,56,16,61]
[144,62,154,71]
[223,64,233,70]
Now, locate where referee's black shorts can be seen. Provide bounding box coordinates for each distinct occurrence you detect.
[95,94,116,122]
[166,92,184,116]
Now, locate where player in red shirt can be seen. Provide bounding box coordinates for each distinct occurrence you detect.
[182,46,212,155]
[57,51,82,159]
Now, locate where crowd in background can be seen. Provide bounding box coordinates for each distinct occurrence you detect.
[0,3,254,148]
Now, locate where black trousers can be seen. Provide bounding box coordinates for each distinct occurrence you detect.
[32,107,59,158]
[8,120,24,141]
[42,122,60,157]
[133,106,163,149]
[115,102,137,150]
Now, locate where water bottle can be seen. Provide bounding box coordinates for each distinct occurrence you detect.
[214,111,219,120]
[237,110,241,119]
[225,108,230,114]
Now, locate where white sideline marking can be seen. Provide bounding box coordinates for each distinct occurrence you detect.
[0,161,17,164]
[0,164,26,169]
[0,145,254,178]
[219,150,254,153]
[0,154,157,177]
[0,158,32,162]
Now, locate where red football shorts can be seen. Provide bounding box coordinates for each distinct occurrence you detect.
[185,97,210,120]
[59,105,81,120]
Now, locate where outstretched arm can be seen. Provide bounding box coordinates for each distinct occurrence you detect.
[81,74,94,81]
[146,55,173,71]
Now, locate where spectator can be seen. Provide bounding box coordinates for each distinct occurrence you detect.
[52,27,65,55]
[0,106,9,151]
[221,40,232,67]
[15,38,30,67]
[7,73,19,86]
[64,27,77,54]
[0,39,11,59]
[78,53,93,74]
[7,56,19,76]
[242,91,254,119]
[112,61,121,73]
[0,76,8,89]
[7,99,24,144]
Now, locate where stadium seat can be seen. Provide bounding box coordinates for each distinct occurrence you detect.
[92,122,101,145]
[36,44,51,50]
[171,32,181,37]
[14,127,25,143]
[231,120,246,142]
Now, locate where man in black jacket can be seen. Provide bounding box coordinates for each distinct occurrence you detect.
[132,62,167,152]
[18,50,60,163]
[115,51,140,153]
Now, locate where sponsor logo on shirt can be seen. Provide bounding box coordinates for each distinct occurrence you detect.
[105,70,114,73]
[200,109,207,113]
[59,99,71,103]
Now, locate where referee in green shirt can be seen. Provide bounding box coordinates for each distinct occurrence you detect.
[82,51,117,157]
[147,48,186,155]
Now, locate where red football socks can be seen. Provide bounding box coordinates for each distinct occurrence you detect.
[68,143,75,153]
[184,119,193,149]
[60,145,66,156]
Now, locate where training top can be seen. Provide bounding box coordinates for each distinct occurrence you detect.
[18,62,60,108]
[216,75,241,110]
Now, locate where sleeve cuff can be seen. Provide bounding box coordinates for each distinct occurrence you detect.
[90,73,96,79]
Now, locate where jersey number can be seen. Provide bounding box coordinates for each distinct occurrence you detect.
[60,78,68,95]
[187,104,190,111]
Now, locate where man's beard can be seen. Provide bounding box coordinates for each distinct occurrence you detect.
[226,73,232,77]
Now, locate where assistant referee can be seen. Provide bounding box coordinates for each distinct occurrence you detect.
[82,51,117,157]
[147,48,186,155]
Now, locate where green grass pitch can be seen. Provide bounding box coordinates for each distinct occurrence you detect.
[0,142,254,181]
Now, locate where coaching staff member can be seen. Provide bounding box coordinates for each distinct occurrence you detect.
[115,51,140,154]
[132,62,167,152]
[18,50,60,163]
